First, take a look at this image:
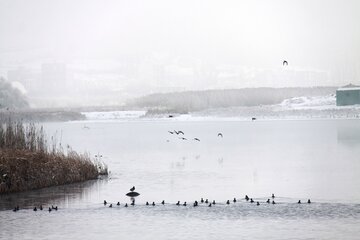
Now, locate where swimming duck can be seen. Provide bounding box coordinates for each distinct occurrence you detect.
[272,200,276,204]
[161,200,165,205]
[256,202,260,206]
[233,198,237,203]
[183,202,187,206]
[298,200,301,204]
[125,203,128,207]
[212,200,216,205]
[307,199,311,204]
[205,199,209,204]
[109,204,112,208]
[245,195,249,201]
[266,199,270,204]
[176,201,180,206]
[201,198,204,203]
[152,202,155,206]
[104,200,107,205]
[250,198,254,203]
[117,202,120,206]
[226,200,230,204]
[272,194,275,198]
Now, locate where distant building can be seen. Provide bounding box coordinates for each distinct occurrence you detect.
[41,63,67,93]
[336,84,360,106]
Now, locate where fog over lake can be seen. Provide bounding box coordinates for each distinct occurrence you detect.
[1,1,360,239]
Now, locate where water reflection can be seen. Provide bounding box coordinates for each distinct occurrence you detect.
[0,178,108,211]
[337,120,360,146]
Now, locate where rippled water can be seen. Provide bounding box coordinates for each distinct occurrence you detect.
[1,119,360,239]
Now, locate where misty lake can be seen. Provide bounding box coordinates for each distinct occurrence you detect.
[1,118,360,240]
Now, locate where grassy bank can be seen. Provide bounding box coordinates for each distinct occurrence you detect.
[0,121,107,194]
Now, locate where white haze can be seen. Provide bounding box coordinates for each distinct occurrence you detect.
[0,0,360,107]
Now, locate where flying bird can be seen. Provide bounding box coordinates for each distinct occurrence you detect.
[194,138,200,141]
[283,60,288,66]
[130,186,135,192]
[217,133,223,138]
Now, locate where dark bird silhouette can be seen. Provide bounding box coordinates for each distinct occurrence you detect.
[179,137,187,140]
[266,199,270,204]
[252,117,256,121]
[125,203,128,207]
[33,207,37,211]
[272,193,275,199]
[40,205,43,211]
[152,202,155,206]
[208,203,212,207]
[205,199,209,204]
[48,207,52,212]
[131,200,135,206]
[54,206,58,211]
[174,130,179,135]
[218,133,223,138]
[109,204,112,208]
[183,202,187,206]
[212,200,216,205]
[307,199,311,204]
[226,200,230,205]
[257,202,260,206]
[193,201,198,207]
[283,60,288,66]
[245,195,249,201]
[272,200,276,204]
[161,200,165,205]
[201,198,204,203]
[117,202,120,206]
[194,138,200,141]
[168,131,174,134]
[146,202,149,206]
[130,186,135,192]
[298,200,301,204]
[178,131,184,135]
[250,198,254,203]
[104,200,107,205]
[13,207,17,212]
[176,201,180,206]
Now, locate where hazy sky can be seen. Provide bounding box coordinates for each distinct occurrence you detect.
[1,0,360,84]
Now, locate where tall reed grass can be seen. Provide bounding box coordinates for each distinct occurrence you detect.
[0,120,107,194]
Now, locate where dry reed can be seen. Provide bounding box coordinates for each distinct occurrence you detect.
[0,120,107,194]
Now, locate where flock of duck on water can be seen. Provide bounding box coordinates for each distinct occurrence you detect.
[103,186,312,208]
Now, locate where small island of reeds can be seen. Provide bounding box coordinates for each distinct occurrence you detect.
[0,120,107,194]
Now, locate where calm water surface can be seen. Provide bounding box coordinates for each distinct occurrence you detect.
[1,119,360,239]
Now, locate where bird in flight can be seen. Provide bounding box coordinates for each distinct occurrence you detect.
[218,133,223,138]
[194,138,200,142]
[130,186,135,192]
[283,60,288,66]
